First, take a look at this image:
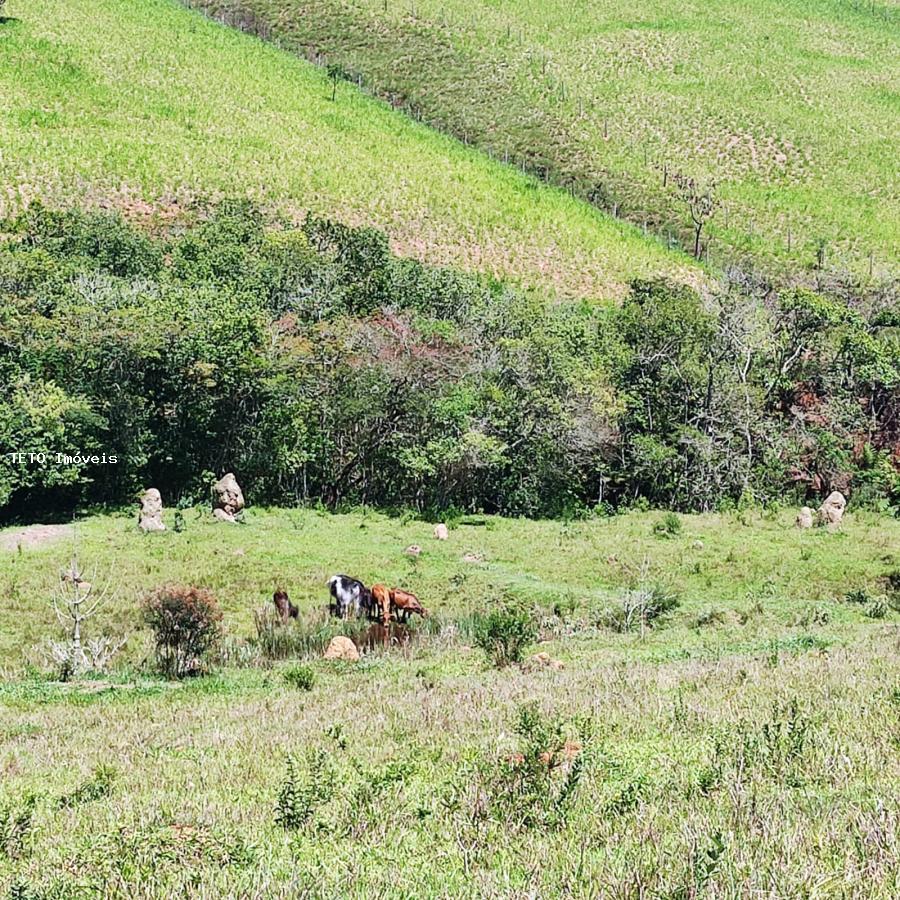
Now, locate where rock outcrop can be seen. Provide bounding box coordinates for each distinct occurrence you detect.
[795,506,813,529]
[138,488,166,532]
[212,473,244,523]
[323,635,360,662]
[817,492,846,527]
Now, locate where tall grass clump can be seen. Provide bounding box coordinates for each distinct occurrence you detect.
[253,606,356,660]
[0,792,37,861]
[598,584,681,633]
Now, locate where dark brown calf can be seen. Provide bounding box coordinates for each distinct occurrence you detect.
[273,589,298,622]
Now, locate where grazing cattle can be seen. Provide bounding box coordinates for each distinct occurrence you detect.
[390,588,427,623]
[370,584,393,626]
[327,574,369,619]
[273,589,298,621]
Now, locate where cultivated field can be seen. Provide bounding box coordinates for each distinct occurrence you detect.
[1,508,899,897]
[0,0,701,300]
[192,0,900,279]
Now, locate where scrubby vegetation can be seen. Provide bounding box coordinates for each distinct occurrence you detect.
[472,598,536,667]
[1,202,897,520]
[1,505,897,666]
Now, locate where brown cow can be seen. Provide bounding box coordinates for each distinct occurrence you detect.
[390,588,427,623]
[273,589,298,622]
[370,584,393,627]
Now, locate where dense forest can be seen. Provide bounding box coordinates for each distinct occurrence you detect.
[1,201,897,520]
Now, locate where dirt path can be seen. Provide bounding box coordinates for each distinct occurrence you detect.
[0,523,73,551]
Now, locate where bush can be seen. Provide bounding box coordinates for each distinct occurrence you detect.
[844,588,871,605]
[864,599,888,620]
[472,599,537,667]
[792,604,830,628]
[142,585,223,679]
[598,584,681,633]
[653,511,683,538]
[283,664,315,691]
[275,750,336,830]
[693,607,727,628]
[480,703,592,830]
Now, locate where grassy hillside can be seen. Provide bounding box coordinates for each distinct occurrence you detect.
[1,506,898,661]
[0,0,702,300]
[1,508,899,896]
[190,0,900,280]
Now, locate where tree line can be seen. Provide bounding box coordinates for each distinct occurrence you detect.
[0,201,896,520]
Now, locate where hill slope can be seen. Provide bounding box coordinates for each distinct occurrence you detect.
[188,0,900,281]
[0,0,701,299]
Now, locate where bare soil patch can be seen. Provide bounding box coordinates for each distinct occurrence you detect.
[0,523,73,551]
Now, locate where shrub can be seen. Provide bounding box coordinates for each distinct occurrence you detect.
[0,792,37,861]
[793,604,830,627]
[759,699,812,780]
[482,703,592,830]
[598,584,681,633]
[472,599,536,667]
[142,585,223,679]
[275,750,336,830]
[693,607,727,628]
[864,599,888,620]
[884,571,900,608]
[844,588,871,605]
[653,511,682,538]
[283,664,315,691]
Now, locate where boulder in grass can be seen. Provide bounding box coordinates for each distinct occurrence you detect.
[817,492,846,527]
[212,473,244,523]
[323,635,360,662]
[138,488,166,532]
[796,506,813,529]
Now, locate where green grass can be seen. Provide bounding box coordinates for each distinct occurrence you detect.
[1,508,899,896]
[198,0,900,280]
[1,506,897,665]
[0,0,703,301]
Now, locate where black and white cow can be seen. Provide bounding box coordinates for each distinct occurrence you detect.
[327,574,374,619]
